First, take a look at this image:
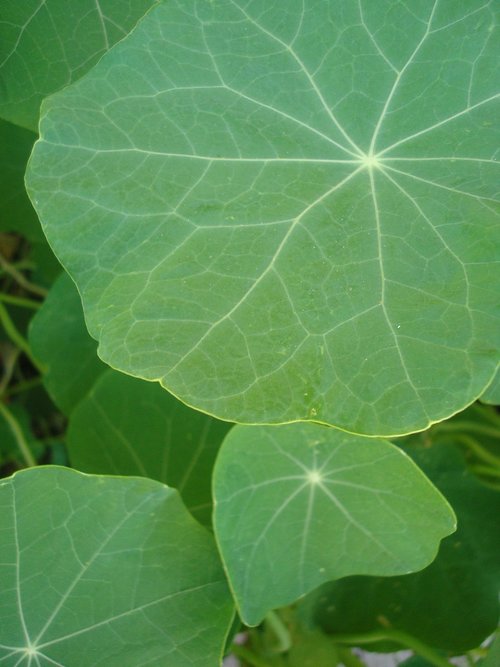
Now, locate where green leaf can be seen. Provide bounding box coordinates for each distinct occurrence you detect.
[482,634,500,667]
[303,441,500,653]
[29,272,106,414]
[0,119,41,240]
[0,466,234,666]
[213,423,455,626]
[481,367,500,405]
[26,0,499,435]
[68,368,231,525]
[0,0,157,130]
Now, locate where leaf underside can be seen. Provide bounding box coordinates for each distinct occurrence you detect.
[27,0,500,435]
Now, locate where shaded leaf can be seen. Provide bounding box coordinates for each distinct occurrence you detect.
[0,119,41,240]
[68,368,231,525]
[0,0,157,130]
[26,0,500,435]
[303,442,500,653]
[213,423,455,625]
[0,466,234,666]
[29,272,106,414]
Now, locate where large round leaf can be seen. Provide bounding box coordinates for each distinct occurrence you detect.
[26,0,500,435]
[213,423,455,625]
[0,466,234,666]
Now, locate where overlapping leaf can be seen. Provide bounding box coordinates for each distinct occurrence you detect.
[68,369,231,525]
[0,0,157,130]
[0,120,40,239]
[213,423,455,625]
[302,441,500,653]
[29,272,106,414]
[0,466,234,666]
[29,272,231,524]
[26,0,499,435]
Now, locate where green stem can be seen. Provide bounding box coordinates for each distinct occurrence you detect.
[0,346,19,396]
[453,434,500,468]
[470,464,500,479]
[332,629,453,667]
[0,302,45,373]
[0,254,48,297]
[0,260,35,274]
[231,644,275,667]
[0,402,36,467]
[470,401,500,423]
[337,647,367,667]
[0,293,41,309]
[265,611,292,652]
[5,376,43,397]
[432,420,500,441]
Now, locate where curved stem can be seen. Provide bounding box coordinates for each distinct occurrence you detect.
[453,434,500,468]
[0,254,48,297]
[0,402,36,467]
[0,293,41,309]
[332,629,453,667]
[470,464,500,480]
[265,611,292,653]
[231,644,275,667]
[0,345,19,396]
[432,420,500,441]
[5,376,43,397]
[0,302,45,372]
[337,647,367,667]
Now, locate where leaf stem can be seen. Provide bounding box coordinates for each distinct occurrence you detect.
[231,644,275,667]
[0,345,19,396]
[332,629,453,667]
[337,647,367,667]
[0,253,48,297]
[0,301,45,372]
[0,293,41,309]
[265,610,292,652]
[453,434,500,469]
[5,376,43,397]
[469,464,500,480]
[0,402,36,467]
[432,420,500,442]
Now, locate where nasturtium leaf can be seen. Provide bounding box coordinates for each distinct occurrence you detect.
[29,272,106,414]
[302,441,500,653]
[213,423,455,626]
[68,369,231,525]
[26,0,500,436]
[481,367,500,405]
[0,466,234,666]
[0,0,157,130]
[0,119,41,240]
